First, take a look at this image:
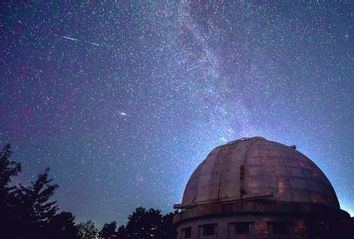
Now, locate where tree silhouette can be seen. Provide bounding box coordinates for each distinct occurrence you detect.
[156,212,177,239]
[0,144,178,239]
[0,144,22,237]
[112,207,177,239]
[12,168,59,238]
[99,221,117,239]
[46,211,80,239]
[0,144,21,191]
[0,144,83,239]
[116,225,127,239]
[78,220,99,239]
[124,207,162,239]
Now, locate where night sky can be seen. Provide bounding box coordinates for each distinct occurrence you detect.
[1,1,354,225]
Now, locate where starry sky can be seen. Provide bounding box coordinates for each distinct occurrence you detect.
[1,0,354,225]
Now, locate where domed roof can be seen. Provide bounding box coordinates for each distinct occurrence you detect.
[181,137,339,209]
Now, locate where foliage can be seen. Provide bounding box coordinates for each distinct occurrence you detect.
[156,212,176,239]
[0,144,21,190]
[0,144,177,239]
[46,211,80,239]
[0,144,22,237]
[78,220,99,239]
[99,221,117,239]
[125,207,162,239]
[15,168,59,223]
[101,207,177,239]
[0,144,79,239]
[116,225,126,238]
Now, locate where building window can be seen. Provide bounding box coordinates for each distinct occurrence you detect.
[234,222,252,234]
[182,227,191,238]
[269,222,290,234]
[202,224,216,236]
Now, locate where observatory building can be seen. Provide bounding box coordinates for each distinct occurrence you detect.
[173,137,353,239]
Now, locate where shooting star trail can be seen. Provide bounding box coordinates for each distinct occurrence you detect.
[61,35,100,47]
[62,36,79,41]
[89,42,100,46]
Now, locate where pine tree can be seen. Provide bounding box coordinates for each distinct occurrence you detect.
[14,168,59,238]
[0,144,21,190]
[0,144,22,237]
[47,211,80,239]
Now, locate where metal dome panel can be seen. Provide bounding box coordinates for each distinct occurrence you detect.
[181,137,339,209]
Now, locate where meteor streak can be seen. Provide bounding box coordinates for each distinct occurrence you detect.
[61,35,100,47]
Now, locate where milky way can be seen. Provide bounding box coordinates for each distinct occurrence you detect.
[1,1,354,225]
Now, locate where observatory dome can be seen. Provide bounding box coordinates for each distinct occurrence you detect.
[181,137,339,209]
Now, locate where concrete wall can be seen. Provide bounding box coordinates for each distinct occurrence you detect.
[175,214,312,239]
